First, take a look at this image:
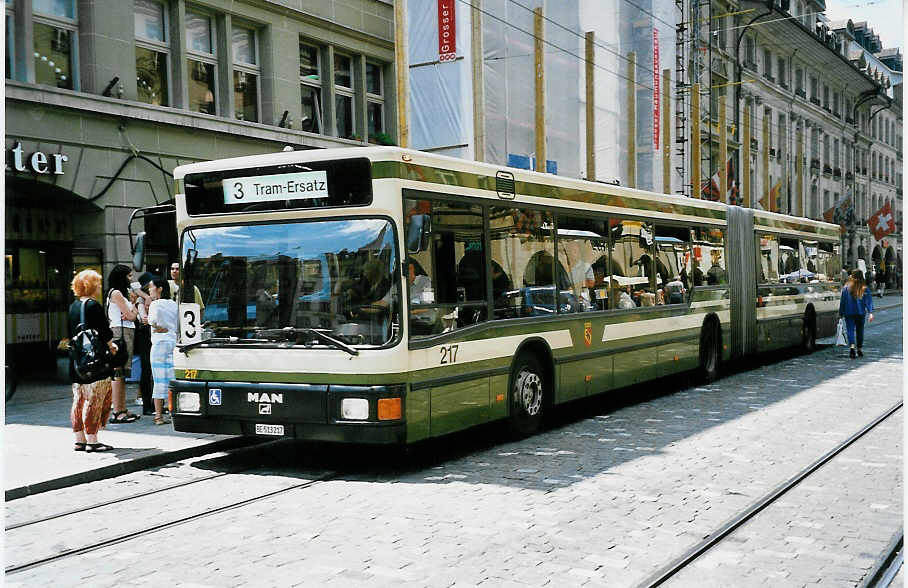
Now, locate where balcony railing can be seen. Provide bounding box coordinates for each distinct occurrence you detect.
[833,168,842,178]
[795,88,806,98]
[845,171,854,181]
[823,165,833,175]
[810,97,821,106]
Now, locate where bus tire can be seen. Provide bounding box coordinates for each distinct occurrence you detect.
[801,309,817,353]
[508,354,545,437]
[699,320,721,383]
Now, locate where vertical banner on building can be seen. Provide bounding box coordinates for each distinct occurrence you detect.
[652,29,660,151]
[438,0,456,62]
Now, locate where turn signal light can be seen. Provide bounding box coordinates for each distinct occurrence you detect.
[377,397,402,420]
[168,389,173,413]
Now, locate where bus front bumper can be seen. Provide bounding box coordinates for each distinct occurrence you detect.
[170,380,407,445]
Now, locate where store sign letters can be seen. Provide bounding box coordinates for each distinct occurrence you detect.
[7,142,68,175]
[438,0,456,62]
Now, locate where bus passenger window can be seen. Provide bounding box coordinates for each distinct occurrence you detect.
[779,237,800,282]
[609,219,656,309]
[759,234,780,283]
[817,241,841,282]
[407,198,486,334]
[693,227,727,285]
[654,225,691,304]
[490,207,556,318]
[557,215,608,312]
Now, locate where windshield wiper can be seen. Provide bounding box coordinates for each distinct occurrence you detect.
[257,326,359,356]
[178,336,271,353]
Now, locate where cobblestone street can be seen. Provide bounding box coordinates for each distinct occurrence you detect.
[5,305,902,587]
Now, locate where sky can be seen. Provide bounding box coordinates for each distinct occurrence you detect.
[824,0,905,51]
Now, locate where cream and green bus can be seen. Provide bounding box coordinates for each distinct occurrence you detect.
[169,147,842,443]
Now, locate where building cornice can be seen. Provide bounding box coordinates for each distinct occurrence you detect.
[5,81,363,150]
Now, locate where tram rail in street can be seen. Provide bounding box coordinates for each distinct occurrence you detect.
[640,400,903,587]
[4,470,338,575]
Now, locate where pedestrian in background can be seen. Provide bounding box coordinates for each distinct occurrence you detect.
[68,269,116,452]
[146,276,178,425]
[839,269,874,359]
[107,265,140,423]
[134,272,155,415]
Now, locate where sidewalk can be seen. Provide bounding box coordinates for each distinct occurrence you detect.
[3,377,250,500]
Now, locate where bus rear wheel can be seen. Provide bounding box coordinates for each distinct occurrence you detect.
[699,321,721,383]
[801,311,816,353]
[509,355,545,437]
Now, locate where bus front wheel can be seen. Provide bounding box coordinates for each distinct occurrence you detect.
[508,355,545,437]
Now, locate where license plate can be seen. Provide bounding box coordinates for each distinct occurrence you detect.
[254,424,285,436]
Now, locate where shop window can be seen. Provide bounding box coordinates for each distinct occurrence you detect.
[232,26,258,122]
[33,0,77,90]
[135,0,169,106]
[186,11,216,114]
[299,42,322,133]
[334,53,354,139]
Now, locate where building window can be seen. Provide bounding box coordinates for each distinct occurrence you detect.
[33,0,77,90]
[822,85,829,109]
[134,0,169,106]
[763,48,772,80]
[744,36,755,67]
[832,92,839,117]
[299,42,322,133]
[810,76,818,102]
[334,52,354,139]
[186,11,216,115]
[795,67,803,93]
[6,0,14,79]
[232,26,258,122]
[366,62,384,142]
[777,56,786,87]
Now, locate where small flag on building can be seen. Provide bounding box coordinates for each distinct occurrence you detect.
[701,157,738,203]
[759,179,782,212]
[868,201,896,241]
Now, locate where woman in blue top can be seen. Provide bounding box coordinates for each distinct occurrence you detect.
[839,269,874,359]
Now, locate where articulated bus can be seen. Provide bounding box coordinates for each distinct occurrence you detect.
[168,147,842,443]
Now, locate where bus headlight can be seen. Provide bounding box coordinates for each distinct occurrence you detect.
[179,392,201,412]
[340,398,369,420]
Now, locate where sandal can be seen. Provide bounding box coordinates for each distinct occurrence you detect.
[153,415,171,425]
[74,442,86,452]
[109,410,139,424]
[85,443,114,453]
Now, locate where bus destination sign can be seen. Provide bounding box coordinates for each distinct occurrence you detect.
[222,171,330,204]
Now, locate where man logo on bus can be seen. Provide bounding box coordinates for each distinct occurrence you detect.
[247,392,283,404]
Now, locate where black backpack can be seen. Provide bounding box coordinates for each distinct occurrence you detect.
[70,300,113,382]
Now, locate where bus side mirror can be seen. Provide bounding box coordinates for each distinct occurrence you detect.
[406,214,431,253]
[132,232,146,272]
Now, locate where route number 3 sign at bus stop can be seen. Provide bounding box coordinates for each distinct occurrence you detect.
[438,0,456,62]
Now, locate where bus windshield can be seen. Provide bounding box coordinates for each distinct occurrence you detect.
[181,218,400,347]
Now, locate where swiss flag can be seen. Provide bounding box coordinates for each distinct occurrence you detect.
[868,201,896,241]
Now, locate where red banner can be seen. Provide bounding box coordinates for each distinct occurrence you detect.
[438,1,456,62]
[868,201,896,241]
[653,29,660,150]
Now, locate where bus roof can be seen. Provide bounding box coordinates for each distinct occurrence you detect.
[174,146,840,239]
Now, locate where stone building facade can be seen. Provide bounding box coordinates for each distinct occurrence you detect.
[5,0,398,368]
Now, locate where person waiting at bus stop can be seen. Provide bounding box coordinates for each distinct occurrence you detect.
[839,269,874,359]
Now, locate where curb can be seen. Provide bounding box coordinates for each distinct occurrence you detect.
[5,436,263,502]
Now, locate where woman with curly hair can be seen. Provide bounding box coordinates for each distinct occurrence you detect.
[68,269,117,452]
[839,269,874,359]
